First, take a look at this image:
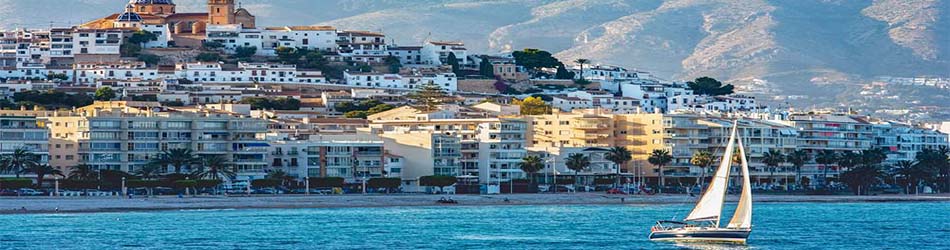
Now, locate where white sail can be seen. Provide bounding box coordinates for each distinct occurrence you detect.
[684,122,737,224]
[727,131,753,229]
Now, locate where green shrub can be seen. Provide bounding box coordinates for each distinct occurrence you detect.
[308,177,344,188]
[173,180,197,189]
[367,178,401,189]
[251,179,281,188]
[0,178,33,189]
[127,180,163,188]
[196,179,223,189]
[419,175,457,191]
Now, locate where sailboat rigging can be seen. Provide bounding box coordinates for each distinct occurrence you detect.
[649,121,753,243]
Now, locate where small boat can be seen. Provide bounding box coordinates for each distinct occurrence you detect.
[649,121,753,244]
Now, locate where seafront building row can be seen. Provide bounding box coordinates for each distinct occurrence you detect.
[2,102,946,192]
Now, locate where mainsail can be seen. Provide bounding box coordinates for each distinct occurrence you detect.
[684,122,737,224]
[727,131,753,229]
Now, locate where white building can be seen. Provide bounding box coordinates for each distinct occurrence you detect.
[343,70,457,92]
[420,41,467,65]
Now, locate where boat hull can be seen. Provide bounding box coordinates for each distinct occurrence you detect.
[649,228,751,244]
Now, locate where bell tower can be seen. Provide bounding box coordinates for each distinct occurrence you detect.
[208,0,236,25]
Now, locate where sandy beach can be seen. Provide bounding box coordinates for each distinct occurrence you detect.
[1,193,947,215]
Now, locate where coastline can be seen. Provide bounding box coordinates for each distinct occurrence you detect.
[1,193,947,215]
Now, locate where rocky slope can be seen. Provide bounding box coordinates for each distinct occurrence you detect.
[2,0,947,104]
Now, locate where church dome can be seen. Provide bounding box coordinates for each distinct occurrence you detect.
[130,0,175,4]
[116,4,143,22]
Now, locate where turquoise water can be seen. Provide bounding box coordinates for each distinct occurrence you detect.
[0,202,947,249]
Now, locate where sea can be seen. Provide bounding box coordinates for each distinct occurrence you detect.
[0,201,946,249]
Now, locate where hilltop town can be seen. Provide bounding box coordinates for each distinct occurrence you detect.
[1,0,948,196]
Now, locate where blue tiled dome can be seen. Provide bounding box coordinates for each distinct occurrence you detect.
[116,4,143,22]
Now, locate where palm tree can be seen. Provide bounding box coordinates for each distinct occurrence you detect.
[838,151,859,172]
[786,149,810,188]
[193,155,235,180]
[648,149,673,190]
[605,147,632,187]
[689,150,714,189]
[21,163,63,188]
[840,164,884,195]
[859,148,887,168]
[761,149,785,185]
[1,148,38,178]
[518,155,544,184]
[565,153,590,191]
[574,58,591,80]
[135,164,162,180]
[915,147,949,193]
[815,150,838,187]
[68,164,97,181]
[266,169,294,187]
[892,160,924,194]
[150,148,199,173]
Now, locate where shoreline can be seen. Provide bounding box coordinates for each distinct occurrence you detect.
[1,193,947,215]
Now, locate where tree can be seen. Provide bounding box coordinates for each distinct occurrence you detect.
[135,164,162,180]
[648,149,673,190]
[406,83,451,112]
[367,178,401,193]
[95,87,116,101]
[149,148,199,173]
[239,97,301,110]
[419,175,457,193]
[446,52,461,75]
[344,110,370,119]
[914,147,949,192]
[308,177,345,188]
[512,48,561,70]
[137,54,161,66]
[815,150,838,187]
[554,64,575,79]
[235,46,257,59]
[196,53,222,62]
[384,55,402,73]
[838,151,860,172]
[120,43,142,57]
[518,155,544,184]
[840,165,884,195]
[300,51,329,69]
[478,56,494,78]
[574,58,590,80]
[689,150,715,189]
[686,77,734,96]
[515,96,551,115]
[786,149,810,188]
[565,153,590,190]
[128,30,158,45]
[21,163,62,188]
[265,169,295,187]
[892,160,932,194]
[0,148,37,178]
[762,149,785,185]
[68,165,97,181]
[275,47,298,64]
[605,147,632,187]
[193,155,235,181]
[202,41,224,49]
[859,148,887,168]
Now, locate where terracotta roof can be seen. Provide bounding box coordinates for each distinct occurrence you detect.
[287,26,336,31]
[342,30,385,37]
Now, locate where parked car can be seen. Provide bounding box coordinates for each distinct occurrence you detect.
[0,189,17,196]
[18,188,44,196]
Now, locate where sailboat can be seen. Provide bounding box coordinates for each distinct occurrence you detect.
[649,121,753,243]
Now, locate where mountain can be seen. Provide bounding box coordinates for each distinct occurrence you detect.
[2,0,947,107]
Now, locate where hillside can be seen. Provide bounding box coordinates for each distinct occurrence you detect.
[2,0,947,109]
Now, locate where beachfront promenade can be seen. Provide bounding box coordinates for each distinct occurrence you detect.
[2,193,948,215]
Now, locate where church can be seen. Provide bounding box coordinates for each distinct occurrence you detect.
[81,0,255,47]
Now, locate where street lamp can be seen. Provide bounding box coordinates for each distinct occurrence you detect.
[54,177,60,197]
[121,177,127,197]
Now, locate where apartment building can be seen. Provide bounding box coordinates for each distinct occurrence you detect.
[0,115,50,177]
[343,70,458,92]
[420,41,467,65]
[871,121,949,164]
[267,134,384,183]
[367,107,527,190]
[46,101,269,179]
